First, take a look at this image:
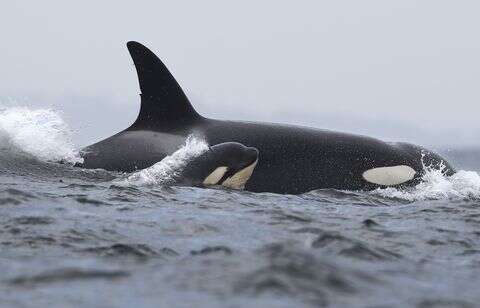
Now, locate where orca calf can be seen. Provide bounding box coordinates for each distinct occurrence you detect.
[172,142,258,189]
[81,41,455,194]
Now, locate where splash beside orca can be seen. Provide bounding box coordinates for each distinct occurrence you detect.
[80,41,455,194]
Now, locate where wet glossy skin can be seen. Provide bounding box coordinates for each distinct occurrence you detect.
[80,41,455,194]
[178,142,259,187]
[81,117,454,194]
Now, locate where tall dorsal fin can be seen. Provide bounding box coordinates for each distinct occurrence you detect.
[126,41,201,129]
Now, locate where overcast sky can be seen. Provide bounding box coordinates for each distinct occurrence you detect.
[1,1,479,148]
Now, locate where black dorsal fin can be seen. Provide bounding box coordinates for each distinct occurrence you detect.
[126,41,201,129]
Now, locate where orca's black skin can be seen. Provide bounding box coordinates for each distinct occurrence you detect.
[80,41,455,194]
[176,142,258,188]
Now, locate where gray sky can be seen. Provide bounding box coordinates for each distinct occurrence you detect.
[1,1,479,148]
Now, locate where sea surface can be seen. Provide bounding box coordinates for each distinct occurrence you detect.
[0,107,479,308]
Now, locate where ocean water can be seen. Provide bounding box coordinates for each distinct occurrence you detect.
[0,107,479,308]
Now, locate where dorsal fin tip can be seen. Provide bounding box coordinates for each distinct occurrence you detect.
[126,41,141,48]
[126,41,201,129]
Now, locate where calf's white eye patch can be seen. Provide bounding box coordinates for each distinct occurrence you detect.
[362,165,416,186]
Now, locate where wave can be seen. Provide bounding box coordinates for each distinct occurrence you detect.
[116,135,209,186]
[0,106,82,164]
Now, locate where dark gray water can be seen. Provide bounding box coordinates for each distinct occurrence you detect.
[1,108,480,308]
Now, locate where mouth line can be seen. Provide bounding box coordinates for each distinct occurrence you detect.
[239,158,258,172]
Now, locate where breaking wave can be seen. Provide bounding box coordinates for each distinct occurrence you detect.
[117,135,209,186]
[0,106,82,164]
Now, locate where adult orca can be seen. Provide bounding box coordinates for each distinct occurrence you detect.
[80,41,455,194]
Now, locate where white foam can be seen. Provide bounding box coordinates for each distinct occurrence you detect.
[117,135,209,186]
[372,167,480,201]
[0,106,82,164]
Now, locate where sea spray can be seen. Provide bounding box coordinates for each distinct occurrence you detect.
[0,107,82,164]
[117,135,209,186]
[372,168,480,201]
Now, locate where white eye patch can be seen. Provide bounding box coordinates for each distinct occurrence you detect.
[362,165,416,186]
[203,166,228,185]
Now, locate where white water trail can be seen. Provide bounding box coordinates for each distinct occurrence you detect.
[116,135,209,186]
[372,168,480,201]
[0,106,82,164]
